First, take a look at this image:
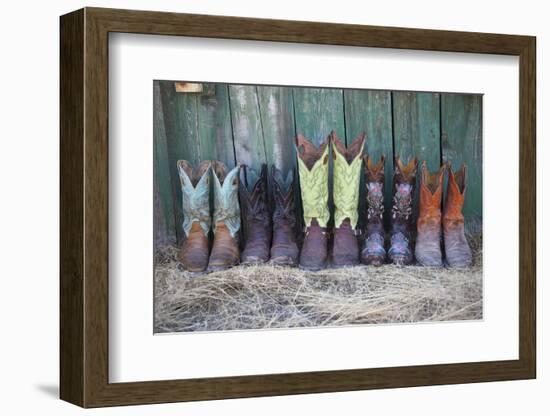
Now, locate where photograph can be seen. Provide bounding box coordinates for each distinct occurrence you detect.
[153,81,483,334]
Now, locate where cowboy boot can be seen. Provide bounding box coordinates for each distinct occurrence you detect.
[270,166,299,266]
[361,155,386,266]
[332,132,365,267]
[177,160,212,272]
[415,161,446,267]
[207,162,241,271]
[443,163,472,268]
[296,134,330,271]
[388,156,418,265]
[240,164,271,264]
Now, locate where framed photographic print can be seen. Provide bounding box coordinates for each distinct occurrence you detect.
[60,7,536,408]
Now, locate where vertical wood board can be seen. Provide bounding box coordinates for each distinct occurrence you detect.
[441,93,483,220]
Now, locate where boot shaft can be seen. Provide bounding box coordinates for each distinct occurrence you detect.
[364,155,386,233]
[295,134,330,228]
[418,161,445,221]
[272,166,296,229]
[390,156,418,234]
[331,132,365,229]
[443,163,467,220]
[177,160,212,237]
[211,161,241,237]
[239,163,270,225]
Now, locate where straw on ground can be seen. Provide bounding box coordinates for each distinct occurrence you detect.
[154,235,482,333]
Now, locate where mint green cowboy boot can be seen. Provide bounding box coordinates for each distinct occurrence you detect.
[177,160,212,272]
[207,162,241,271]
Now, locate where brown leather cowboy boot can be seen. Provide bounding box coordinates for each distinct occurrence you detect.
[296,134,330,271]
[388,156,418,265]
[331,132,365,267]
[240,164,271,264]
[443,163,472,268]
[207,162,241,272]
[361,155,386,266]
[177,160,212,272]
[415,161,446,267]
[270,166,299,266]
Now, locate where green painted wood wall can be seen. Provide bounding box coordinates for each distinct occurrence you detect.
[154,81,482,245]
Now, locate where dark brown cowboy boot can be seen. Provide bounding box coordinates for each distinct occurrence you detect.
[443,163,472,268]
[331,132,365,267]
[388,156,418,265]
[176,160,212,272]
[240,164,271,264]
[207,162,241,272]
[415,161,446,267]
[296,134,330,271]
[361,155,386,266]
[270,166,299,266]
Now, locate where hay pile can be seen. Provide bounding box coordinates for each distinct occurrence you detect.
[154,235,482,333]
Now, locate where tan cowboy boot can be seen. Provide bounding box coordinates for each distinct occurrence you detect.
[443,163,472,268]
[415,161,446,267]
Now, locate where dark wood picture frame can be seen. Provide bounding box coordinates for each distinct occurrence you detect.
[60,7,536,408]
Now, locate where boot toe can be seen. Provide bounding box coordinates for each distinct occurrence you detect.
[389,254,411,266]
[331,255,360,268]
[362,254,385,266]
[270,254,297,266]
[416,256,443,267]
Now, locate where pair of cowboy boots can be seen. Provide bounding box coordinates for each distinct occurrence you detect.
[296,131,365,270]
[177,160,241,272]
[239,164,299,266]
[361,156,419,266]
[415,161,472,268]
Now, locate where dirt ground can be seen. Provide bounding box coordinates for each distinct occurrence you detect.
[154,234,482,333]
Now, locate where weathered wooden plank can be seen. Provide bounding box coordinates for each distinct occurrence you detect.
[292,87,345,145]
[344,89,393,228]
[197,83,236,168]
[392,91,441,170]
[228,85,267,170]
[153,81,177,245]
[392,91,441,220]
[257,86,296,173]
[441,93,483,221]
[159,80,201,243]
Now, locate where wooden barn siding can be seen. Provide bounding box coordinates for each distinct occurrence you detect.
[153,81,482,245]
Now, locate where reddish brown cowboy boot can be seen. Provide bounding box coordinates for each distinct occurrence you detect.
[388,157,418,265]
[177,160,212,272]
[207,162,241,272]
[361,155,386,266]
[331,132,365,267]
[443,163,472,268]
[240,164,271,264]
[270,166,299,266]
[296,134,330,271]
[415,161,446,267]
